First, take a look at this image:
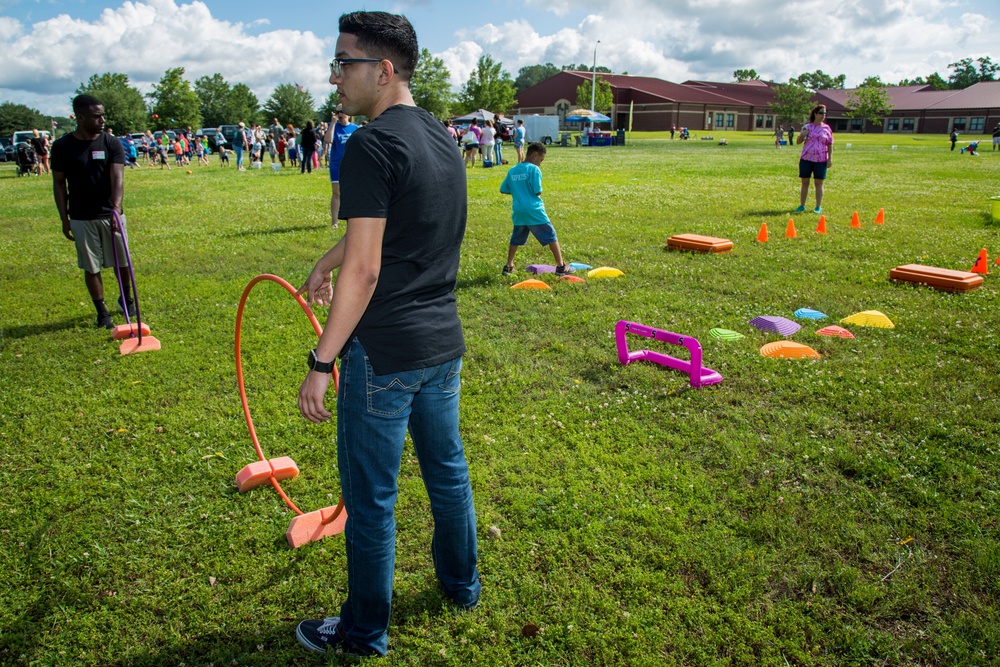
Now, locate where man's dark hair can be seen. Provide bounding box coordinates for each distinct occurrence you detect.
[72,94,102,115]
[526,142,547,159]
[339,11,418,81]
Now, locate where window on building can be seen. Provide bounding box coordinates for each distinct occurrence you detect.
[851,118,863,131]
[765,115,773,129]
[726,114,735,128]
[755,115,764,128]
[952,118,967,131]
[886,118,900,131]
[716,113,724,127]
[902,118,915,132]
[970,117,984,132]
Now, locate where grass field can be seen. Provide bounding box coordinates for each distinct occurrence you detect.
[2,130,999,667]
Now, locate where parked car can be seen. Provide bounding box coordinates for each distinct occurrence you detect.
[0,137,12,162]
[217,124,242,146]
[153,130,177,153]
[11,129,50,146]
[196,127,220,142]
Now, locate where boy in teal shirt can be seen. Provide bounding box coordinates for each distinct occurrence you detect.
[499,142,571,276]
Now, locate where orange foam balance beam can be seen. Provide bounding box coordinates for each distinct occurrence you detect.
[111,322,151,340]
[119,335,161,355]
[235,456,300,492]
[286,502,348,548]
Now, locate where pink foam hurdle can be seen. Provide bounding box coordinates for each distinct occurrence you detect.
[235,456,299,492]
[615,320,722,388]
[286,502,348,548]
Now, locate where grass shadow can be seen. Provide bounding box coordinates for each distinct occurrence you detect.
[740,208,797,217]
[222,224,322,238]
[0,316,87,341]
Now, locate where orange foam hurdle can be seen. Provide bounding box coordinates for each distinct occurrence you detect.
[119,335,161,355]
[666,233,733,253]
[287,504,348,548]
[112,322,151,340]
[236,456,300,492]
[889,264,984,292]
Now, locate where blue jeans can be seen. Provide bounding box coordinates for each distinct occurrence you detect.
[234,145,244,168]
[494,139,503,164]
[336,338,479,655]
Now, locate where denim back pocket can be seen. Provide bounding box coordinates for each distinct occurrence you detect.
[439,357,462,393]
[365,358,423,417]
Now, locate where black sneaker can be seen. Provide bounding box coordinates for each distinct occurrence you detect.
[555,264,574,276]
[117,295,136,318]
[502,265,515,276]
[97,313,114,329]
[296,617,344,654]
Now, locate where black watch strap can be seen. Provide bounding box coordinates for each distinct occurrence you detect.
[308,349,335,374]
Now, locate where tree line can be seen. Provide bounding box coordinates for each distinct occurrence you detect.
[1,54,634,138]
[737,57,997,131]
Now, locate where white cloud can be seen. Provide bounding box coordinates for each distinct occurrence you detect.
[0,0,333,116]
[432,0,995,90]
[0,0,996,116]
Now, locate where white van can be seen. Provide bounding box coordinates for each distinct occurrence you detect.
[12,130,50,146]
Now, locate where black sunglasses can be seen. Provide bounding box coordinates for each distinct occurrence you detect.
[329,58,388,77]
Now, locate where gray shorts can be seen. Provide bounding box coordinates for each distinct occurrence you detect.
[71,216,128,274]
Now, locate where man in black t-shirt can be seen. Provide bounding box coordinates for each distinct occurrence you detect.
[51,94,132,330]
[293,11,478,658]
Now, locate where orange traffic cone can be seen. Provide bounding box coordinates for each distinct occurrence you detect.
[995,254,1000,266]
[970,248,989,274]
[816,215,827,234]
[850,211,861,229]
[757,222,768,243]
[874,208,885,225]
[785,219,798,238]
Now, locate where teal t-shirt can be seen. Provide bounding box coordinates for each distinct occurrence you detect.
[499,162,549,226]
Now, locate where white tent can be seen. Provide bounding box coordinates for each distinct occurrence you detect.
[451,109,513,125]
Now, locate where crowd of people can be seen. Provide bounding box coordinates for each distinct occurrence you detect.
[448,115,526,168]
[103,118,351,174]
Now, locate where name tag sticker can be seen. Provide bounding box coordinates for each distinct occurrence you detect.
[92,150,106,160]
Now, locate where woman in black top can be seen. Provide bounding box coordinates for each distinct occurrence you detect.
[31,129,50,175]
[300,120,317,174]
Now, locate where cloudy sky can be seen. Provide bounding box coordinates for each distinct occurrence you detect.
[0,0,996,117]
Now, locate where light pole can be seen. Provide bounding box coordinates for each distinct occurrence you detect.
[590,40,600,134]
[590,40,600,111]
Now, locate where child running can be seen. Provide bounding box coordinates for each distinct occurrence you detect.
[499,142,572,276]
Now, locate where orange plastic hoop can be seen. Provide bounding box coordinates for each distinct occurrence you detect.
[235,273,343,518]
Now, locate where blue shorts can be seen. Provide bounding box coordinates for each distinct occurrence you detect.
[329,161,342,183]
[799,159,828,180]
[510,223,557,246]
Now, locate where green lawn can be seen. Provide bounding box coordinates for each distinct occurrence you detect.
[2,131,999,666]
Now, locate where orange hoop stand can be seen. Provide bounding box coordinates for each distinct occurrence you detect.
[234,273,347,548]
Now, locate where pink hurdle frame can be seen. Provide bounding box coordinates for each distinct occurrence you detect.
[615,320,722,388]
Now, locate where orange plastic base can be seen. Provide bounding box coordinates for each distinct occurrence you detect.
[119,335,161,355]
[286,502,348,548]
[111,322,151,340]
[511,279,551,290]
[235,456,300,492]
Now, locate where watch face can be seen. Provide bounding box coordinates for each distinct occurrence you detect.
[308,349,318,369]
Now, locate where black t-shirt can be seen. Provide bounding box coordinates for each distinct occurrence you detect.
[338,105,467,374]
[50,132,126,220]
[301,128,317,150]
